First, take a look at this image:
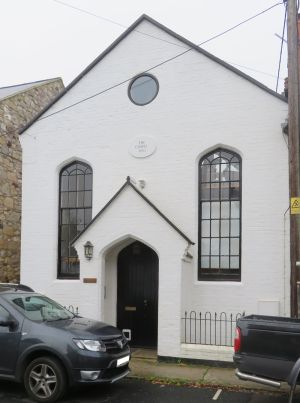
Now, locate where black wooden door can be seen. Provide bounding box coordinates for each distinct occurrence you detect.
[117,241,158,347]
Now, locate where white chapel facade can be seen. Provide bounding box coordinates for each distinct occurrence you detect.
[20,15,289,361]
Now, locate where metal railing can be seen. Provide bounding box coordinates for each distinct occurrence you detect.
[182,311,242,347]
[64,305,79,316]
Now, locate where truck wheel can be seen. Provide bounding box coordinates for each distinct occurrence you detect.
[24,356,66,403]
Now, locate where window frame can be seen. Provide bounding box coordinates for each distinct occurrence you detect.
[57,161,93,280]
[128,73,159,106]
[198,148,242,281]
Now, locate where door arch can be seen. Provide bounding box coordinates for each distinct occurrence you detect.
[117,241,158,347]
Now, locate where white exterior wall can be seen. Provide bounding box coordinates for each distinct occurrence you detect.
[20,19,289,360]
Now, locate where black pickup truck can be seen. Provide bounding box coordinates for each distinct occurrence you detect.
[233,314,300,402]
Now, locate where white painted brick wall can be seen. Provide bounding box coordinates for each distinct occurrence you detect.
[20,19,289,360]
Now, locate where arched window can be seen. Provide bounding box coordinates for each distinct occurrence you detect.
[58,161,93,279]
[198,149,241,281]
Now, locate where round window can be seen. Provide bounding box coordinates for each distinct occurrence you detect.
[128,74,159,106]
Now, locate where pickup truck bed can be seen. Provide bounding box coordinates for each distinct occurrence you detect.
[234,315,300,383]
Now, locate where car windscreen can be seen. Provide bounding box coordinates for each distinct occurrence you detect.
[3,294,75,322]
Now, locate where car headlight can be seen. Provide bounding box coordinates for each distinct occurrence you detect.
[73,339,106,352]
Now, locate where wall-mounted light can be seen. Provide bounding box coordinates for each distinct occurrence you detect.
[84,241,94,260]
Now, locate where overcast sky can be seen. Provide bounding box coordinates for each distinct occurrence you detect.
[1,0,287,93]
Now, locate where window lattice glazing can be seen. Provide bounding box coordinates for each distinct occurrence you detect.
[58,162,92,278]
[199,149,241,280]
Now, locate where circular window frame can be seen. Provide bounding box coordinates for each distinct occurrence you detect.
[128,73,159,106]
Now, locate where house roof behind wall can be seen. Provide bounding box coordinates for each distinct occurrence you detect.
[0,78,62,101]
[19,14,287,135]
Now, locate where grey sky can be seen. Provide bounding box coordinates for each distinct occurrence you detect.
[1,0,287,93]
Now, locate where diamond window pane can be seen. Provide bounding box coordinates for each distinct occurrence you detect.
[201,239,210,255]
[221,238,229,255]
[230,238,240,255]
[211,257,220,268]
[211,220,219,237]
[221,220,229,236]
[231,220,240,236]
[202,202,210,219]
[201,256,210,268]
[211,202,220,219]
[201,220,210,237]
[211,238,220,255]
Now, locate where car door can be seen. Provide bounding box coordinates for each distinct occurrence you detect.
[0,303,22,375]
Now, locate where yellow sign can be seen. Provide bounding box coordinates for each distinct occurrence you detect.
[291,197,300,214]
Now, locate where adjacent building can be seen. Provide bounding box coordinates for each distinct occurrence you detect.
[0,78,64,283]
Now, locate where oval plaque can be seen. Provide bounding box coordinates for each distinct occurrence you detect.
[129,136,156,158]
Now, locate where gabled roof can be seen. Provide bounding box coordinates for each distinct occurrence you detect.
[20,14,287,135]
[72,176,194,245]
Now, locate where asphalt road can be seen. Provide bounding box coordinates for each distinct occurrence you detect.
[0,378,297,403]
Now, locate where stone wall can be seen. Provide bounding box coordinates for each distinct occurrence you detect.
[0,79,64,282]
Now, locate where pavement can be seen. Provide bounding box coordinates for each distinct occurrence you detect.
[129,349,291,395]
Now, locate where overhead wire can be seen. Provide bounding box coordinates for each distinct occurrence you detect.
[1,0,285,145]
[35,1,283,123]
[276,2,287,92]
[52,0,188,49]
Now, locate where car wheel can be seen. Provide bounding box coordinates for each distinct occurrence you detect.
[24,356,66,403]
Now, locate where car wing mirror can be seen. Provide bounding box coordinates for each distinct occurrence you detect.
[0,316,18,330]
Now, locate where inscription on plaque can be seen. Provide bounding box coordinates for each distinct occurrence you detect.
[129,136,156,158]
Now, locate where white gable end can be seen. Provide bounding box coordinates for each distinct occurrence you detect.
[20,15,289,362]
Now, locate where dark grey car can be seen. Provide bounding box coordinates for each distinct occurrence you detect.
[0,284,130,403]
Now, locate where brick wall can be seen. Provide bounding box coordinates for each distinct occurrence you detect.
[0,79,64,282]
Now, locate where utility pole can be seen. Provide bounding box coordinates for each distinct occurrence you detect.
[286,0,300,317]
